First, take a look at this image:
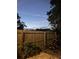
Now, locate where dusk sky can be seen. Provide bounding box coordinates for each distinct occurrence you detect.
[17,0,51,29]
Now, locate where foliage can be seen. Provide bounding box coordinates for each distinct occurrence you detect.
[24,42,41,58]
[17,13,27,30]
[47,0,61,31]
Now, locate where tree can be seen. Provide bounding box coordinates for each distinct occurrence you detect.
[17,13,27,30]
[47,0,61,30]
[47,0,61,49]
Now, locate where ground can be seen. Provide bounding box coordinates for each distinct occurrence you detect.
[27,50,61,59]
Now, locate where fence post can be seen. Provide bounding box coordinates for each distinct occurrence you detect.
[44,32,47,49]
[22,30,25,59]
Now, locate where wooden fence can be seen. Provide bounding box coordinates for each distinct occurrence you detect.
[17,30,57,50]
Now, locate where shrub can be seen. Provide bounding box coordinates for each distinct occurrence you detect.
[24,42,41,58]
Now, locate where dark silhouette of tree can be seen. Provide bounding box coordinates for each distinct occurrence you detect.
[17,13,27,30]
[47,0,61,30]
[17,13,21,19]
[47,0,61,50]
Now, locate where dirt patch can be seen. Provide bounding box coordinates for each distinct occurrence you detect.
[27,51,60,59]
